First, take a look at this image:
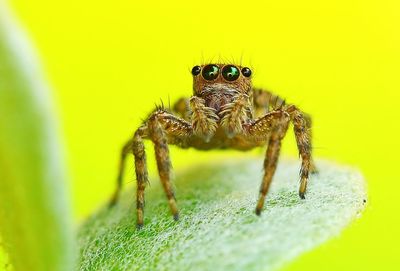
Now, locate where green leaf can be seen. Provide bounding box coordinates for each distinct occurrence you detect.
[78,158,366,271]
[0,4,74,271]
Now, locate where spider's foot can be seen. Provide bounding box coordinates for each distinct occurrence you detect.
[108,201,115,209]
[108,193,118,209]
[173,213,180,221]
[136,223,144,230]
[255,193,265,216]
[299,176,308,199]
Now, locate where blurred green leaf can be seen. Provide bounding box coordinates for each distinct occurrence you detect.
[79,158,366,271]
[0,3,73,271]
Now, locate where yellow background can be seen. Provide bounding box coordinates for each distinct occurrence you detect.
[9,0,400,269]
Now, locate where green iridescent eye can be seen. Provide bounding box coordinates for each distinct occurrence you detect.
[202,64,219,81]
[222,65,240,81]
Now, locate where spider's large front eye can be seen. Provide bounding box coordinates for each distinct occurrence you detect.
[222,65,240,81]
[191,65,201,76]
[202,64,219,81]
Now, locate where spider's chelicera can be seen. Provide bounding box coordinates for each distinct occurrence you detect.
[109,63,317,229]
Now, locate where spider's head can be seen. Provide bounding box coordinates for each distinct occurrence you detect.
[191,64,252,112]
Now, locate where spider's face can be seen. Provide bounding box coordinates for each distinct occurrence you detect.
[191,64,252,112]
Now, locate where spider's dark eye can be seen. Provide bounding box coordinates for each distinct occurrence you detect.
[191,65,201,76]
[202,64,219,81]
[241,67,252,77]
[222,65,240,81]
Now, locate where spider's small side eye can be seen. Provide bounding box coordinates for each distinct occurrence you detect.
[202,64,219,81]
[191,65,201,76]
[222,65,240,81]
[241,67,252,77]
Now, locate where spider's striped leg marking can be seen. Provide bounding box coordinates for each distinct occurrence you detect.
[248,111,290,215]
[132,126,149,229]
[286,105,313,199]
[252,87,317,194]
[303,112,318,174]
[109,139,133,207]
[129,110,192,229]
[147,110,192,225]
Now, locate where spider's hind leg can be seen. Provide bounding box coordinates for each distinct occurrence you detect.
[172,97,190,121]
[109,139,134,207]
[303,112,318,174]
[146,110,193,223]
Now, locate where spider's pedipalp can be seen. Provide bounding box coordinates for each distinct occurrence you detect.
[189,96,218,141]
[220,93,251,138]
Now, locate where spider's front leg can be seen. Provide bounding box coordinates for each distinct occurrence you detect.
[133,110,192,228]
[246,111,291,215]
[286,105,314,199]
[248,105,314,215]
[252,87,317,174]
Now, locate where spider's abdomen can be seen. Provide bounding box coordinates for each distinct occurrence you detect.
[186,126,268,151]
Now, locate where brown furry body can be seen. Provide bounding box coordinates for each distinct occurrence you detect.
[109,63,317,228]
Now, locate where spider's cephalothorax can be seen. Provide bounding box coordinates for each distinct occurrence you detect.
[192,64,252,112]
[109,63,317,229]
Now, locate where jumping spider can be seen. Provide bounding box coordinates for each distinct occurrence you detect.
[109,63,317,228]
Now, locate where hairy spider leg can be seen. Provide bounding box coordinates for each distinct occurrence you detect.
[148,113,179,223]
[248,104,314,214]
[247,111,290,215]
[109,138,134,207]
[132,126,149,228]
[137,111,192,228]
[252,87,317,180]
[302,112,318,174]
[286,105,313,199]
